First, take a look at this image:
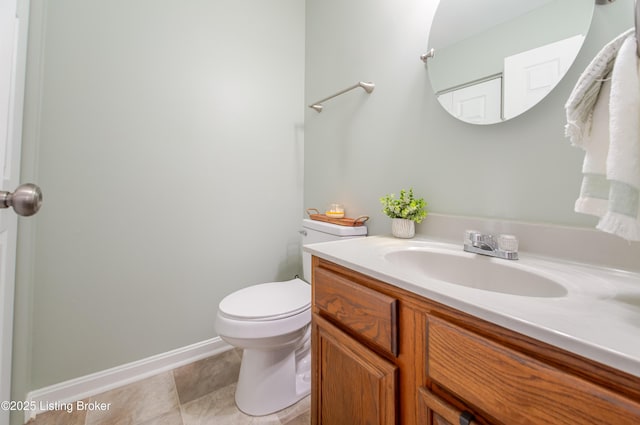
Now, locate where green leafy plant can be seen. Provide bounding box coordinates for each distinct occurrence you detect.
[380,188,427,223]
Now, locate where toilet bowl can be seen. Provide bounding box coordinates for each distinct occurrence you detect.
[216,279,311,416]
[215,219,367,416]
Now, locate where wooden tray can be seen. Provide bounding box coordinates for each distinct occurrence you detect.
[306,208,369,227]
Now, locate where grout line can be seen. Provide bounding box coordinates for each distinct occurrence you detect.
[169,370,186,425]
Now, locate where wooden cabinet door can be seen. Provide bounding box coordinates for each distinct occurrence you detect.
[418,387,481,425]
[312,314,397,425]
[428,317,640,425]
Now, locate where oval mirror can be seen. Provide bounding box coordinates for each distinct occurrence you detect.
[427,0,595,125]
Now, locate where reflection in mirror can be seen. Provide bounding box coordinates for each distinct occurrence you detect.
[427,0,594,125]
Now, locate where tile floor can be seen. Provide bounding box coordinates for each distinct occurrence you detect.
[28,349,310,425]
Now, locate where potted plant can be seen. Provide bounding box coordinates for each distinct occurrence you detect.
[380,188,427,238]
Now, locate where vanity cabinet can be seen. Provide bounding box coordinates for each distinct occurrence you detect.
[311,256,640,425]
[311,262,399,425]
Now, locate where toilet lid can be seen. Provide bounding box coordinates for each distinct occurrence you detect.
[219,278,310,321]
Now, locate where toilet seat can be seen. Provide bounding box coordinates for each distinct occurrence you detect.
[218,278,310,321]
[216,278,311,343]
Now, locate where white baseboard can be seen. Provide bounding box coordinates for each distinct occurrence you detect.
[25,337,231,422]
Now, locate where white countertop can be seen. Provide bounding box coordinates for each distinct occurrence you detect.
[305,235,640,378]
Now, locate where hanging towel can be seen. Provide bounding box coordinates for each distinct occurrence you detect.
[596,35,640,241]
[565,28,633,146]
[565,30,640,242]
[573,78,611,217]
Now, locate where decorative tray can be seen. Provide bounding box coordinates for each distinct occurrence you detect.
[306,208,369,227]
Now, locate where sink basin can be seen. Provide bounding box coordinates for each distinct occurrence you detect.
[384,248,568,298]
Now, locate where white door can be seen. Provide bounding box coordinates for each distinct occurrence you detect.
[1,1,31,423]
[437,76,503,125]
[503,34,585,120]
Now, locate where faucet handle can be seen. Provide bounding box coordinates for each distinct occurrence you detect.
[464,230,481,244]
[464,230,496,250]
[498,234,518,252]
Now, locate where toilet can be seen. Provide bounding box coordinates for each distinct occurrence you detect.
[215,218,367,416]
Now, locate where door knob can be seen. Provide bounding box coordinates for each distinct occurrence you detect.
[0,183,43,217]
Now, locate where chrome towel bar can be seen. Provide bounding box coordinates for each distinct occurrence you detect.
[308,81,375,113]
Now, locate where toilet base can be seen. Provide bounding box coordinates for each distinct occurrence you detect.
[236,326,311,416]
[235,333,311,416]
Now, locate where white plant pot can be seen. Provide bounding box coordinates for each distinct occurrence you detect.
[391,218,415,239]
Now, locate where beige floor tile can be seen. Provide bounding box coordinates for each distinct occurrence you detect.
[181,384,282,425]
[277,396,310,425]
[29,403,87,425]
[136,409,183,425]
[280,411,309,425]
[84,372,180,425]
[173,349,241,405]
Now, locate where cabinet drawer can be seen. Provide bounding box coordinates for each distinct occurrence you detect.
[314,266,398,356]
[428,317,640,425]
[418,387,480,425]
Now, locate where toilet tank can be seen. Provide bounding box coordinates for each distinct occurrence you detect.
[300,218,367,282]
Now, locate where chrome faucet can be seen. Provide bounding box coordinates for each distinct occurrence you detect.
[463,230,519,260]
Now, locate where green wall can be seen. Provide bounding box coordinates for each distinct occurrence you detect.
[304,0,634,237]
[12,0,305,412]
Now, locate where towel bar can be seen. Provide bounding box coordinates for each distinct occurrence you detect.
[308,81,375,113]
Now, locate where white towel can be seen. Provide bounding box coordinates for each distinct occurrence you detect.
[566,31,640,241]
[596,35,640,241]
[565,28,633,147]
[573,78,611,217]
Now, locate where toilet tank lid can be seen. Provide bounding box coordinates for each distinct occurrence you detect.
[302,219,367,236]
[219,278,310,320]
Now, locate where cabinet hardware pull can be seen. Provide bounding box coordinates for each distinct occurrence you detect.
[459,411,475,425]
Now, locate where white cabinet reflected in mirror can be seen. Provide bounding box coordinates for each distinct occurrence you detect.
[427,0,594,125]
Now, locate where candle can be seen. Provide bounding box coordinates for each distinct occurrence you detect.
[325,203,345,218]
